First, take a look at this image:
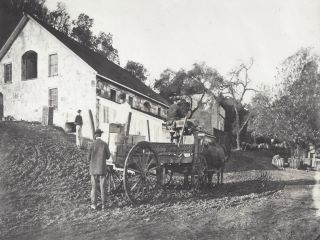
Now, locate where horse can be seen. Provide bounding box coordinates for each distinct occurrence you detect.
[201,141,230,186]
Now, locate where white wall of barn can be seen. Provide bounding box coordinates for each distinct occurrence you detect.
[0,18,97,139]
[97,96,171,144]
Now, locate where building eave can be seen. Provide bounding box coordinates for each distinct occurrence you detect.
[97,96,166,120]
[97,73,169,108]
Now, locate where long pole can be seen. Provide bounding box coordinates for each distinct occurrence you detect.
[147,120,150,142]
[88,109,95,139]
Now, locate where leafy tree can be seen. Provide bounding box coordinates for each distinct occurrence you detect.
[93,32,120,64]
[0,0,49,48]
[71,13,94,47]
[47,2,71,35]
[71,14,120,63]
[0,1,121,64]
[124,61,148,82]
[223,59,256,150]
[249,48,320,156]
[154,62,224,118]
[247,87,275,141]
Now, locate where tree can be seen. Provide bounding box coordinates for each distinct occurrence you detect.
[0,0,121,64]
[224,59,256,150]
[0,0,49,48]
[247,87,275,141]
[71,14,120,64]
[93,32,119,64]
[248,48,320,156]
[154,62,224,118]
[71,13,94,47]
[47,2,71,35]
[124,60,148,82]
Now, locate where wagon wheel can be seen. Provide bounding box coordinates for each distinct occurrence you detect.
[105,165,123,194]
[191,155,207,189]
[123,141,161,204]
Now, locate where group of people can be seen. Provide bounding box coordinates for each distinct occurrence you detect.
[74,93,130,210]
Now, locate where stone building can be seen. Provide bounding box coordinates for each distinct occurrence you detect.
[182,94,226,134]
[0,13,169,141]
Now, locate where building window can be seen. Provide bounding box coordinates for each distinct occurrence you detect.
[158,107,161,116]
[4,63,12,83]
[48,54,58,76]
[48,88,58,109]
[143,101,151,112]
[128,96,133,107]
[22,50,37,80]
[110,89,116,102]
[119,93,126,101]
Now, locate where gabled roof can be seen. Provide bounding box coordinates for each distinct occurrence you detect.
[0,13,169,107]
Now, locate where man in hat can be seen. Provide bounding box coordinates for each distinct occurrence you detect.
[88,129,111,210]
[74,109,83,148]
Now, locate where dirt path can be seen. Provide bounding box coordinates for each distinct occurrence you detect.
[5,170,319,240]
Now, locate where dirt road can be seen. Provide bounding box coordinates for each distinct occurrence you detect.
[1,122,320,240]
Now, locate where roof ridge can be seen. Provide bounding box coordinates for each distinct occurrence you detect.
[29,14,150,82]
[29,14,119,63]
[26,13,169,106]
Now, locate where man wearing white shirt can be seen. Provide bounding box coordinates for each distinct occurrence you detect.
[115,93,132,125]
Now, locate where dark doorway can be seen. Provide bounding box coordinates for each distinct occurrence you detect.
[0,93,3,120]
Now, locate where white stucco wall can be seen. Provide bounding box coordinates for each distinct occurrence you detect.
[0,18,97,138]
[97,96,171,144]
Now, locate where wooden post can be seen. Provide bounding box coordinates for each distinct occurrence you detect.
[147,120,150,142]
[96,98,100,129]
[161,166,166,185]
[178,116,187,147]
[191,132,199,186]
[88,109,95,139]
[125,112,132,137]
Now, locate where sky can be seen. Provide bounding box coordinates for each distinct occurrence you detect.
[47,0,320,91]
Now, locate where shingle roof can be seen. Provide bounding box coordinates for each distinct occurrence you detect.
[29,15,169,107]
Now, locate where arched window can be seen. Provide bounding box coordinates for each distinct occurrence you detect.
[143,101,151,112]
[22,51,37,80]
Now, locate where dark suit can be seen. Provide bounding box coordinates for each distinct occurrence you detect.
[88,138,111,175]
[88,137,110,207]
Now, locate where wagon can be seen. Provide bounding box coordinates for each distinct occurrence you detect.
[103,117,215,204]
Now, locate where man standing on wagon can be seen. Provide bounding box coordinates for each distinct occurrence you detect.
[88,129,111,210]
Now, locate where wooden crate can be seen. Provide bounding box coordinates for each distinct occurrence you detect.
[114,144,134,167]
[109,123,125,134]
[128,135,145,145]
